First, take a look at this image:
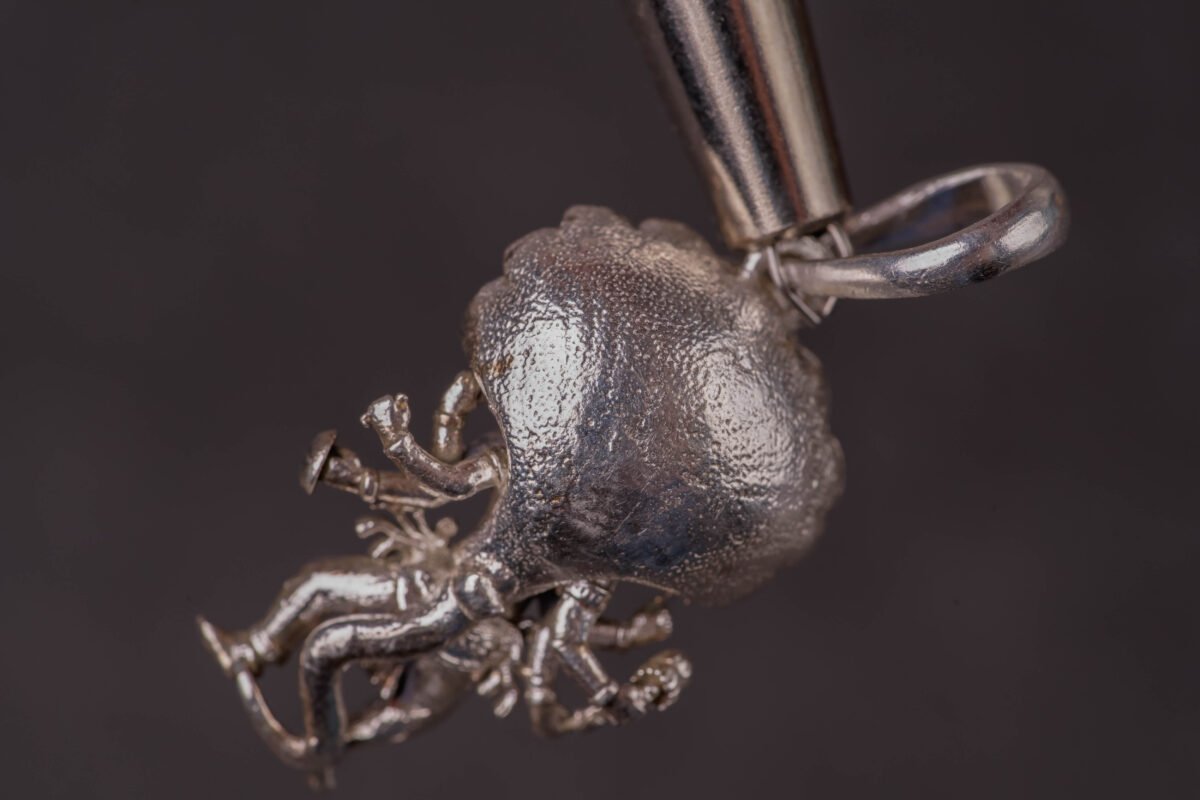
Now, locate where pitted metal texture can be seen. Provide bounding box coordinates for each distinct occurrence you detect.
[465,206,843,604]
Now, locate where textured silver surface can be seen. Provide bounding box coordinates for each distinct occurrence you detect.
[195,1,1068,786]
[464,206,843,604]
[197,208,840,785]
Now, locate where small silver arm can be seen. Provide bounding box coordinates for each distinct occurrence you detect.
[522,582,690,737]
[361,392,502,502]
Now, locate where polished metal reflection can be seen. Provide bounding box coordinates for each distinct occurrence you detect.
[632,0,849,247]
[633,1,1068,317]
[774,162,1070,299]
[199,0,1071,786]
[198,209,843,787]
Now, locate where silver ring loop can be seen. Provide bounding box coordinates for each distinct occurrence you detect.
[776,162,1069,299]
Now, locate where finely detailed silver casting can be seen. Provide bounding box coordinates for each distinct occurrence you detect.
[200,207,840,787]
[199,0,1068,787]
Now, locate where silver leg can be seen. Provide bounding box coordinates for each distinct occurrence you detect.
[197,556,401,676]
[361,393,501,501]
[344,659,471,746]
[589,596,673,651]
[296,590,470,767]
[523,582,691,736]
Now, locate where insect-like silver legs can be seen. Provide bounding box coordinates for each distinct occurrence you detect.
[226,603,519,790]
[345,616,523,744]
[360,390,503,504]
[298,594,472,767]
[431,370,483,462]
[196,556,467,779]
[198,556,412,677]
[201,373,692,786]
[524,581,691,736]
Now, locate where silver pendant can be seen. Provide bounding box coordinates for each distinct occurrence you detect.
[199,1,1068,787]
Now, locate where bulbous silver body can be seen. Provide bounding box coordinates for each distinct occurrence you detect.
[198,207,847,779]
[197,0,1068,772]
[465,206,843,605]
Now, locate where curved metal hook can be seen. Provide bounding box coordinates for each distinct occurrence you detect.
[775,163,1069,300]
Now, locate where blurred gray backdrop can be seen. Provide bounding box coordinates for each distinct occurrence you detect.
[3,1,1198,797]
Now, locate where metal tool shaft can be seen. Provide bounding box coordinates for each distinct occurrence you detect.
[631,0,848,249]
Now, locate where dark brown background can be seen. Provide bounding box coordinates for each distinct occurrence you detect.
[4,1,1197,797]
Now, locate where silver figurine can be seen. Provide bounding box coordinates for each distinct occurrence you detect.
[199,0,1068,787]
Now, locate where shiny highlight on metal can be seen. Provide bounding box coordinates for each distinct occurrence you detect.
[632,0,849,248]
[199,209,841,788]
[198,0,1069,787]
[775,162,1069,299]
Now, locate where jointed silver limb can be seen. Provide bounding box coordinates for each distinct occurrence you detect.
[362,384,501,503]
[200,0,1066,778]
[589,596,674,651]
[431,370,483,462]
[522,581,689,736]
[200,370,690,785]
[301,373,500,514]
